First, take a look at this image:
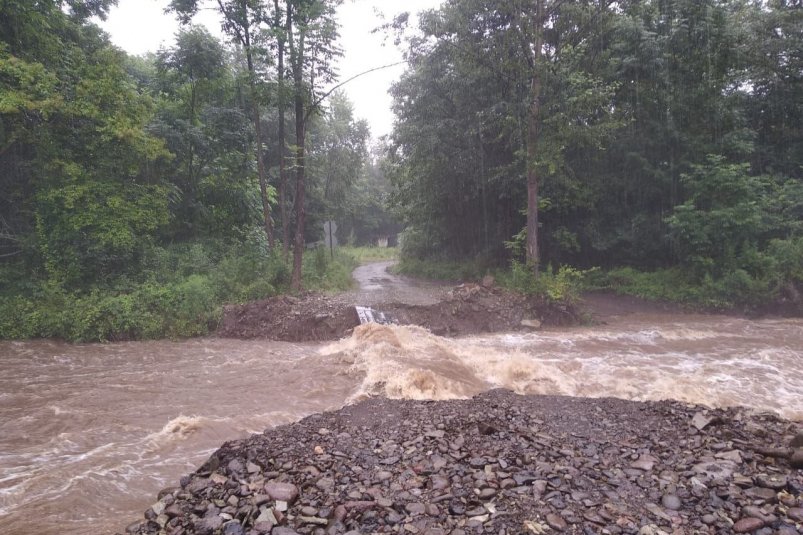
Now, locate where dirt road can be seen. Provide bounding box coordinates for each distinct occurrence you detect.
[333,261,450,306]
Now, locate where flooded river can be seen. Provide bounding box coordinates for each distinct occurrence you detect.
[1,314,802,534]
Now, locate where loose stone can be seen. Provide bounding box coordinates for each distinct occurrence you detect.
[545,513,567,531]
[732,517,765,532]
[264,483,299,504]
[660,494,681,510]
[789,449,803,469]
[755,473,787,490]
[123,391,803,535]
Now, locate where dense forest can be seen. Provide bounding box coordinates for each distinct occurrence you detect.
[388,0,801,311]
[1,0,801,341]
[0,0,397,340]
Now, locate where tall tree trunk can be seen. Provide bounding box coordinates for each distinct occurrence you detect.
[244,22,274,249]
[526,0,543,276]
[291,90,306,290]
[276,0,290,259]
[289,16,306,291]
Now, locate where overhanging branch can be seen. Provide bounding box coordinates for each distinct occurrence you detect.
[305,61,407,121]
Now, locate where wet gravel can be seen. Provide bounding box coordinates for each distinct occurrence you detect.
[123,390,803,535]
[333,262,450,307]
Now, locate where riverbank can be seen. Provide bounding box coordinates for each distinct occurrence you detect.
[124,389,803,535]
[0,243,360,343]
[216,282,584,342]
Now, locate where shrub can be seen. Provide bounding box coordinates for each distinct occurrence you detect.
[498,262,586,304]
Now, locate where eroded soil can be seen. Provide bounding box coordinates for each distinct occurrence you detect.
[216,283,583,342]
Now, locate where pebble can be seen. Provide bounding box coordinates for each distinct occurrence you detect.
[744,486,777,503]
[315,477,335,491]
[545,513,567,531]
[714,449,743,463]
[755,473,787,490]
[126,391,803,535]
[478,488,496,499]
[631,454,658,471]
[790,449,803,469]
[264,483,299,503]
[660,494,681,510]
[405,502,426,515]
[223,523,244,535]
[732,517,765,532]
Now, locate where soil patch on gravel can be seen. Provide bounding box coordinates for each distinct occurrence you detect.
[216,285,583,342]
[124,389,803,535]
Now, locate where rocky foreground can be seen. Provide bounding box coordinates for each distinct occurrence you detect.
[124,391,803,535]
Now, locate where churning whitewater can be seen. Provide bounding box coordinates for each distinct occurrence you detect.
[1,313,801,534]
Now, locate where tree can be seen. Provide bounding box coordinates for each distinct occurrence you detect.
[306,91,369,238]
[169,0,276,247]
[525,0,544,274]
[153,27,257,238]
[271,0,292,257]
[285,0,341,290]
[388,0,619,267]
[0,1,171,285]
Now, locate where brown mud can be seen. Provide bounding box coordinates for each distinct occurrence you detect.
[216,284,585,342]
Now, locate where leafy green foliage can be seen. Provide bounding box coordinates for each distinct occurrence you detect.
[661,155,803,311]
[301,247,357,293]
[0,232,359,341]
[498,263,586,304]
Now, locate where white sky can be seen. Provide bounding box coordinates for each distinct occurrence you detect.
[96,0,444,138]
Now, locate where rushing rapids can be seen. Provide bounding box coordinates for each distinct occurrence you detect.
[0,313,801,534]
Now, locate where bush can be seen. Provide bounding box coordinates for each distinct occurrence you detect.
[301,247,357,292]
[592,260,802,313]
[497,262,586,304]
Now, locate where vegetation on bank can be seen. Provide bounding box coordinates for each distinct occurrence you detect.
[0,238,357,342]
[397,252,803,315]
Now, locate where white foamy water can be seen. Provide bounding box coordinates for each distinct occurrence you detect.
[1,314,801,534]
[328,318,803,420]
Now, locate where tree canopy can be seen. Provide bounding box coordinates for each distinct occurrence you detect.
[1,0,800,341]
[388,0,801,308]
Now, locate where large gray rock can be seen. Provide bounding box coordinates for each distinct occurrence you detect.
[732,517,765,533]
[691,460,737,480]
[264,482,299,503]
[790,448,803,468]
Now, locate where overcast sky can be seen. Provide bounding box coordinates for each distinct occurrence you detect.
[97,0,444,139]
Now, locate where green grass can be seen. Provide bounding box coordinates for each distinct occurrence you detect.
[584,265,802,313]
[302,247,358,293]
[393,257,489,281]
[338,246,399,263]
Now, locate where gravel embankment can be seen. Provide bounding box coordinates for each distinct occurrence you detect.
[124,390,803,535]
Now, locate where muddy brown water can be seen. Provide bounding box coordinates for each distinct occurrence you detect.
[1,266,802,534]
